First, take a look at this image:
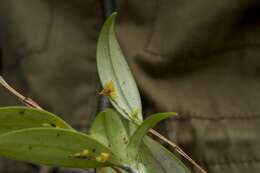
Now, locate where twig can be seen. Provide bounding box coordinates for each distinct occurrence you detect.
[0,75,42,110]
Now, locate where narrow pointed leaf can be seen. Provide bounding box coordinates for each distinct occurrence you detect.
[140,137,191,173]
[97,13,142,123]
[0,128,118,168]
[127,112,177,159]
[0,106,72,135]
[89,109,129,159]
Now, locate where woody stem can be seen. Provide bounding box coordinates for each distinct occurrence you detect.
[0,76,42,110]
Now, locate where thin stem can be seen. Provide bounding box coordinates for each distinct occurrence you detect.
[0,76,42,110]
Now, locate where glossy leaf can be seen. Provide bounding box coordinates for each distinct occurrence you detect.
[0,106,72,135]
[89,109,129,159]
[97,12,142,123]
[127,112,177,159]
[0,128,118,168]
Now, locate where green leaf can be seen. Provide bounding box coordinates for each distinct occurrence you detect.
[89,109,129,160]
[139,137,191,173]
[0,128,118,168]
[90,110,190,173]
[96,167,116,173]
[0,106,72,135]
[103,137,190,173]
[97,12,142,123]
[127,112,177,159]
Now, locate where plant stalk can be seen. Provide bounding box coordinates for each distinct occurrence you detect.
[0,76,42,110]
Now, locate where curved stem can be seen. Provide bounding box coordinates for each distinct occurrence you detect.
[0,76,42,110]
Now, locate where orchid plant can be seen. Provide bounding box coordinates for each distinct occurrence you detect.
[0,13,206,173]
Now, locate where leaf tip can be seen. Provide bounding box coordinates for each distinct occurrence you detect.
[170,112,178,116]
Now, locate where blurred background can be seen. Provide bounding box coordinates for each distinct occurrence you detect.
[0,0,260,173]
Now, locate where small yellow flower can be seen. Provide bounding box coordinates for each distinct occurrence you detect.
[70,152,81,158]
[96,152,110,163]
[41,123,52,127]
[132,108,140,119]
[70,149,89,158]
[81,149,89,156]
[99,80,117,100]
[55,120,65,128]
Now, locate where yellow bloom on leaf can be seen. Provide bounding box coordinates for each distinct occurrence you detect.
[99,80,117,100]
[96,152,110,163]
[70,149,89,158]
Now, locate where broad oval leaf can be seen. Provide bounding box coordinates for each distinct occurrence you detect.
[127,112,177,159]
[0,106,72,135]
[97,12,142,123]
[0,128,118,168]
